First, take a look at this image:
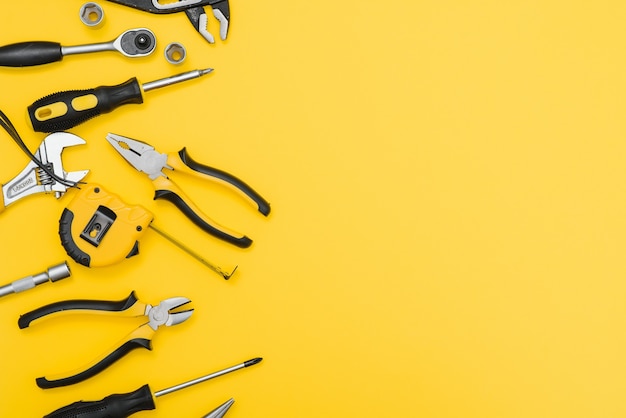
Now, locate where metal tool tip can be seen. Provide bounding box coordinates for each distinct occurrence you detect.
[244,357,263,367]
[202,398,235,418]
[200,68,214,75]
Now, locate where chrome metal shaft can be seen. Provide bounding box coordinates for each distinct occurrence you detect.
[142,68,213,93]
[0,262,70,298]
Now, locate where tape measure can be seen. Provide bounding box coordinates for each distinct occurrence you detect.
[59,184,153,267]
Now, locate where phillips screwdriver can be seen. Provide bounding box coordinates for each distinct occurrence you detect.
[27,68,213,133]
[44,357,262,418]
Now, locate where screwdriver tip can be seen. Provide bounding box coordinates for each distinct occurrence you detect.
[200,68,214,75]
[244,357,263,367]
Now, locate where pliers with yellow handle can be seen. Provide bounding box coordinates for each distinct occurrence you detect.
[105,133,271,248]
[18,291,193,389]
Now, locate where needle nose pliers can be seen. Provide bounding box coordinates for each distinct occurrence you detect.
[105,132,271,248]
[19,291,193,389]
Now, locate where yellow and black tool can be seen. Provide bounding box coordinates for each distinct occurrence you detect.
[27,69,212,133]
[58,184,235,278]
[19,291,193,389]
[105,133,271,248]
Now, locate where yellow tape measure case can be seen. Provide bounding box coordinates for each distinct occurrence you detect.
[59,184,153,267]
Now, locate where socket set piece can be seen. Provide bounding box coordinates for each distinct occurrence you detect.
[0,262,71,299]
[165,42,186,64]
[80,3,105,27]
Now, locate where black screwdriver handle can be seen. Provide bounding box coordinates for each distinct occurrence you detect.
[27,78,144,133]
[0,41,63,67]
[44,384,155,418]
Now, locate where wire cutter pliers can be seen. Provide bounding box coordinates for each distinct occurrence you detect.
[105,132,271,248]
[18,291,193,389]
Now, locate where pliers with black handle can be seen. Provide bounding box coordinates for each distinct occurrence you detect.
[106,133,271,248]
[19,291,193,389]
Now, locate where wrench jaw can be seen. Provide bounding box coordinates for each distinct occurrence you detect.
[1,133,88,208]
[185,2,230,44]
[42,133,89,197]
[212,0,230,41]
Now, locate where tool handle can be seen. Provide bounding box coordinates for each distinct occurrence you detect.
[37,326,154,389]
[173,148,271,216]
[18,291,140,329]
[27,78,143,133]
[0,41,62,67]
[44,384,155,418]
[153,176,253,248]
[107,0,220,14]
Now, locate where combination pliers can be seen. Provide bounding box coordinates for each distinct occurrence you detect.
[19,291,193,389]
[105,133,271,248]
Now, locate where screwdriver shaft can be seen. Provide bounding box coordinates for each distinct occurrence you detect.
[155,358,262,398]
[142,68,213,93]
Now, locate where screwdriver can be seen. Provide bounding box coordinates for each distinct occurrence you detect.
[27,68,213,133]
[45,357,262,418]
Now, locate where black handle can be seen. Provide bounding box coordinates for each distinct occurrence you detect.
[107,0,221,13]
[37,338,152,389]
[59,208,92,267]
[178,148,271,216]
[0,41,62,67]
[18,292,138,329]
[44,384,155,418]
[27,78,143,132]
[154,189,253,248]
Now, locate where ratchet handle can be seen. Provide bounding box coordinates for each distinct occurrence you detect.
[175,148,271,216]
[37,337,152,389]
[0,41,62,67]
[27,78,143,132]
[44,384,155,418]
[18,291,139,329]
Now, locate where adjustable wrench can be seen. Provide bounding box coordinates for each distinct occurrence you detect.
[0,132,88,212]
[106,0,230,44]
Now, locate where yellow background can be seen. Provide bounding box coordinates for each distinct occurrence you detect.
[1,1,626,417]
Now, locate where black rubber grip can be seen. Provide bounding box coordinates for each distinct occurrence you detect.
[59,208,91,267]
[178,148,271,216]
[154,189,253,248]
[44,384,155,418]
[37,338,152,389]
[28,78,143,133]
[107,0,220,13]
[0,41,62,67]
[18,292,138,329]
